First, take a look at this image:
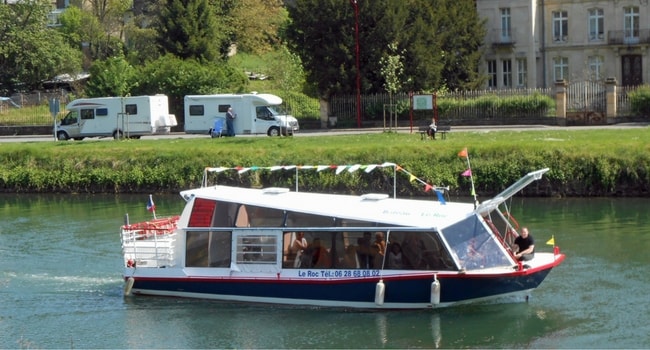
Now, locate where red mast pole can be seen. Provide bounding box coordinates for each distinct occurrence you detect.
[351,0,361,128]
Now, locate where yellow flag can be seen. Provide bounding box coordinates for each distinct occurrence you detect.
[546,235,555,246]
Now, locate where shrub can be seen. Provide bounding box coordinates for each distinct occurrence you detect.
[628,85,650,116]
[438,92,555,120]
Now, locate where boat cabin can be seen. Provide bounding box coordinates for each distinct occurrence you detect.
[172,186,515,274]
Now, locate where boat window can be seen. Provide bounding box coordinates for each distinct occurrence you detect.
[292,231,336,268]
[239,204,285,227]
[284,230,455,271]
[285,211,335,227]
[441,215,512,269]
[235,234,278,264]
[194,200,239,228]
[337,218,385,227]
[235,205,249,227]
[485,211,518,247]
[384,231,455,270]
[185,231,232,267]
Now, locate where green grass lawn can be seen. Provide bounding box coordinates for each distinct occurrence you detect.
[2,127,649,195]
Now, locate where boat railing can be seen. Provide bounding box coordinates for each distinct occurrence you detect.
[120,216,180,268]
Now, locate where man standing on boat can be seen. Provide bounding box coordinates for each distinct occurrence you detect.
[513,227,535,261]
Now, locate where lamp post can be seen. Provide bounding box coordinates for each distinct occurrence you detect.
[350,0,361,128]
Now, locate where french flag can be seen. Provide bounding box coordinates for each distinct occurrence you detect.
[146,195,156,212]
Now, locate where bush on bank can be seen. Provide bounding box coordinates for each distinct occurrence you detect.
[1,128,649,197]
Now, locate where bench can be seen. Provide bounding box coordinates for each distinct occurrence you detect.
[418,125,451,140]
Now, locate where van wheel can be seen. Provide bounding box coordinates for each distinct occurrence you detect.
[57,131,69,141]
[268,127,280,137]
[113,130,123,140]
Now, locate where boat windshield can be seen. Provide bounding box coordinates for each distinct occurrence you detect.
[440,214,512,269]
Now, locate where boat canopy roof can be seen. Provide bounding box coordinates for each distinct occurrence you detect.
[181,185,475,229]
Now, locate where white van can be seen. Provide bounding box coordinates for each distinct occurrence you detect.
[184,93,299,136]
[57,95,177,140]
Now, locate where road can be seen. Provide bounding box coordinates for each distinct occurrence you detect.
[0,123,647,143]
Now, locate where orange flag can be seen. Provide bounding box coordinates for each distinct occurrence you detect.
[458,148,468,158]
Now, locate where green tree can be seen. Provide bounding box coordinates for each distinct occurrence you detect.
[124,17,161,65]
[285,0,356,98]
[265,46,306,93]
[286,0,486,97]
[380,41,406,126]
[0,0,82,92]
[434,0,486,90]
[132,54,249,120]
[58,4,126,65]
[84,56,138,97]
[230,0,286,54]
[155,0,225,61]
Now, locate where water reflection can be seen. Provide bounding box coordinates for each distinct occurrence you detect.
[121,297,568,348]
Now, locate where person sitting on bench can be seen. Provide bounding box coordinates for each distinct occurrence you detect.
[427,117,437,140]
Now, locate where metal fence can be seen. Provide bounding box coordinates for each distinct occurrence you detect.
[0,90,72,126]
[329,88,555,125]
[617,85,635,116]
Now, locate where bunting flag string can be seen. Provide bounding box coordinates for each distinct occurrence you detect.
[202,162,449,202]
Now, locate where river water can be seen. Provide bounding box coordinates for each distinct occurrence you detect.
[0,194,648,348]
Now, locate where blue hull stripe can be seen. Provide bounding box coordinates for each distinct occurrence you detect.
[131,269,553,304]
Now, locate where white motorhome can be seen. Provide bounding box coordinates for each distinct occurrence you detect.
[184,93,299,136]
[57,95,177,140]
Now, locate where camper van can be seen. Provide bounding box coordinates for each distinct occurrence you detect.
[184,93,299,136]
[56,95,177,140]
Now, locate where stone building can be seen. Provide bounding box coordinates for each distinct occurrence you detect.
[477,0,650,89]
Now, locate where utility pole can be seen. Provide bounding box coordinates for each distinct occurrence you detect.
[350,0,361,128]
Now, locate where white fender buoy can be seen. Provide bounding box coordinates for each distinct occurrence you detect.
[374,280,385,306]
[430,275,441,305]
[124,277,135,296]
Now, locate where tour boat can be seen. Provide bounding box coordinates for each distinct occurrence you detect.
[120,161,565,309]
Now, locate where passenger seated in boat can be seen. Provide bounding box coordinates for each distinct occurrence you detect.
[340,245,359,268]
[386,242,405,269]
[305,237,331,268]
[371,232,387,268]
[289,232,308,267]
[401,233,427,269]
[357,232,374,268]
[513,227,535,261]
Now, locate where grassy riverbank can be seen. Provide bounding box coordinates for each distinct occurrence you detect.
[1,127,649,197]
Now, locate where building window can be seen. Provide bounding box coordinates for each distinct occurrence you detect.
[588,56,603,81]
[588,8,604,41]
[553,57,569,81]
[553,11,568,42]
[500,8,511,42]
[516,58,527,87]
[502,59,512,88]
[487,60,497,88]
[624,7,639,44]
